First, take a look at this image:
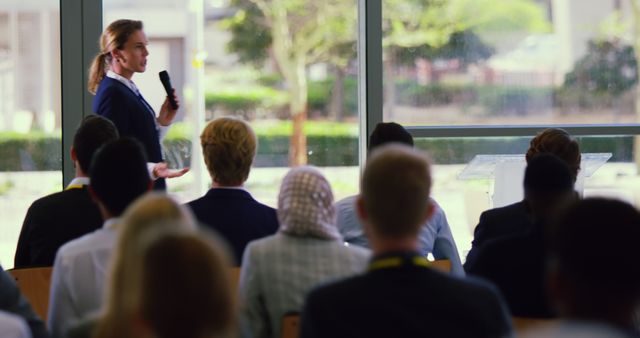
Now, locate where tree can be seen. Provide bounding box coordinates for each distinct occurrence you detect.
[226,0,356,166]
[225,0,548,165]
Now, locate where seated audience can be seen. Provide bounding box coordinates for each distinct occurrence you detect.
[188,117,278,265]
[240,166,370,338]
[524,198,640,337]
[67,194,203,338]
[48,138,151,338]
[300,145,511,338]
[15,115,118,268]
[0,310,31,338]
[0,265,48,338]
[465,128,581,269]
[335,122,463,276]
[466,154,577,318]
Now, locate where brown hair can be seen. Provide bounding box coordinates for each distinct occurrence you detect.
[525,128,581,181]
[200,117,257,185]
[88,19,143,94]
[361,144,432,238]
[141,232,236,338]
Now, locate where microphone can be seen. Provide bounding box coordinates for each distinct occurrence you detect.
[159,70,178,109]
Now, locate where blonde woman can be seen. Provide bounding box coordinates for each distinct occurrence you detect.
[89,19,187,190]
[67,193,198,338]
[239,166,370,338]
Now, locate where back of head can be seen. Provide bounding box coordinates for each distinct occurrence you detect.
[73,115,119,174]
[361,144,432,239]
[89,138,150,217]
[200,117,256,186]
[550,198,640,316]
[141,232,235,338]
[526,128,581,181]
[277,166,339,240]
[96,194,199,338]
[369,122,414,152]
[523,154,575,219]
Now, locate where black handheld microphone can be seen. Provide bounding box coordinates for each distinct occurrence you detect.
[159,70,178,109]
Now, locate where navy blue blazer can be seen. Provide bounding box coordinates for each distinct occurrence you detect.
[187,188,279,265]
[301,252,512,338]
[14,185,103,268]
[93,76,165,189]
[464,200,532,270]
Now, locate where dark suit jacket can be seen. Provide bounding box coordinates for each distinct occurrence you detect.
[187,188,279,265]
[93,76,165,190]
[465,226,556,319]
[0,264,49,338]
[14,186,103,268]
[301,252,512,338]
[464,200,532,270]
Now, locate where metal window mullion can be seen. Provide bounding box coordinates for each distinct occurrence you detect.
[358,0,383,167]
[60,0,102,185]
[405,124,640,139]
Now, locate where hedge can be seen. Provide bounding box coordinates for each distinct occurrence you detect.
[0,134,633,171]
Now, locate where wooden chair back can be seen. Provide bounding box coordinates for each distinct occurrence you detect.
[7,267,53,321]
[512,317,558,335]
[229,267,241,295]
[282,313,300,338]
[427,259,451,273]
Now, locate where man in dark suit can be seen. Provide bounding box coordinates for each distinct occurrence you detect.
[187,117,278,265]
[464,128,581,269]
[466,154,577,318]
[300,144,512,338]
[14,115,118,268]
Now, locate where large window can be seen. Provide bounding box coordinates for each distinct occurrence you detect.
[0,1,62,267]
[102,0,361,205]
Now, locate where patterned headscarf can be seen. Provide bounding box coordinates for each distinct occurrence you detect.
[277,166,341,240]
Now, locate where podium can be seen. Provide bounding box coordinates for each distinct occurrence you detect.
[458,153,612,208]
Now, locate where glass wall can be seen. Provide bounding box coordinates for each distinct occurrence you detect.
[102,0,361,206]
[382,0,638,127]
[417,135,636,260]
[0,1,62,267]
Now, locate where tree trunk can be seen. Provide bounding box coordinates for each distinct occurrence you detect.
[329,66,346,121]
[288,54,309,166]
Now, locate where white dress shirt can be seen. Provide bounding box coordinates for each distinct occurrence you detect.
[0,311,31,338]
[47,218,120,338]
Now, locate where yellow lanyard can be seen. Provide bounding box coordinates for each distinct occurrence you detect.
[65,184,84,190]
[368,255,430,272]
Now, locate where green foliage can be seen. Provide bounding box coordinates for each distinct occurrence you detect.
[395,30,495,66]
[307,76,358,117]
[564,40,637,96]
[222,1,272,65]
[204,87,288,115]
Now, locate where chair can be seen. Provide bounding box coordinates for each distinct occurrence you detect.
[6,267,53,321]
[512,317,558,335]
[282,313,300,338]
[427,259,451,273]
[229,267,241,295]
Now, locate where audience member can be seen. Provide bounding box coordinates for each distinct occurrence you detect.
[300,145,511,338]
[526,198,640,337]
[67,193,202,338]
[48,138,151,338]
[0,310,31,338]
[465,128,581,268]
[335,122,463,275]
[240,166,370,338]
[188,117,278,265]
[466,154,576,318]
[14,115,118,268]
[0,265,48,338]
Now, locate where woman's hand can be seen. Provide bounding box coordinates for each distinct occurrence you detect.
[158,89,179,126]
[152,162,189,179]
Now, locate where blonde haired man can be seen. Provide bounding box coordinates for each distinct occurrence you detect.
[301,145,511,338]
[187,117,278,265]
